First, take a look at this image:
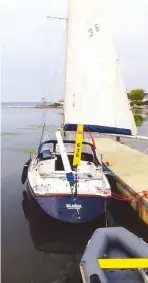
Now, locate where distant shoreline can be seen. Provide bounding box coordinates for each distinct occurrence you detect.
[33,104,63,109]
[1,100,64,109]
[33,100,63,109]
[131,105,148,110]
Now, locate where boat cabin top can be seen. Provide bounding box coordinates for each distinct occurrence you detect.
[37,140,100,170]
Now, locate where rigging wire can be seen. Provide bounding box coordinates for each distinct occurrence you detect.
[39,122,46,146]
[38,19,67,145]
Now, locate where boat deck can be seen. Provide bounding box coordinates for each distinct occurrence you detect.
[92,138,148,225]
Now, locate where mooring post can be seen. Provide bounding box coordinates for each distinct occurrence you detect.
[116,136,120,142]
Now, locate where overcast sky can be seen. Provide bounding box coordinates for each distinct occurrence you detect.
[1,0,148,102]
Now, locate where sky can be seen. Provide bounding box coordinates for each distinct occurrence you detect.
[1,0,148,102]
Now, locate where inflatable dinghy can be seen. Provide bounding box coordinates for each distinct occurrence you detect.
[80,227,148,283]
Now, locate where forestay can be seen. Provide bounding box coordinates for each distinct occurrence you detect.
[64,0,137,136]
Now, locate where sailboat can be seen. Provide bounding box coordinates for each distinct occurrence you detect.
[21,0,137,223]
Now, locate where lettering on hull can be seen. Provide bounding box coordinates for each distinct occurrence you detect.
[66,204,82,210]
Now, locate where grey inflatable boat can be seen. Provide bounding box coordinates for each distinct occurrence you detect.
[80,227,148,283]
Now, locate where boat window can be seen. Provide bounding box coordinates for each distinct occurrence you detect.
[82,144,93,154]
[38,149,53,160]
[56,143,75,153]
[41,143,54,152]
[55,142,94,154]
[42,150,51,159]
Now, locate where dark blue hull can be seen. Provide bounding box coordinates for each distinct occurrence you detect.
[27,183,109,224]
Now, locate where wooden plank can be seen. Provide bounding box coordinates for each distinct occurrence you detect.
[92,137,148,225]
[56,131,75,183]
[93,138,148,204]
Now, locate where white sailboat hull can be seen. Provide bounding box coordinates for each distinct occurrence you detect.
[26,140,111,223]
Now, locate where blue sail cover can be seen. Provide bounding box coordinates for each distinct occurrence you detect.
[64,124,132,135]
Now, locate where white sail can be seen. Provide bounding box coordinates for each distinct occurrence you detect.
[64,0,137,135]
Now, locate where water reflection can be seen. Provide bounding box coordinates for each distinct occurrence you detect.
[22,190,107,283]
[22,191,107,253]
[133,108,148,128]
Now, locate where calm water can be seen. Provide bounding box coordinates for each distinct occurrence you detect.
[1,106,148,283]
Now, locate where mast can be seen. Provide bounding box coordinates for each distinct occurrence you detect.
[47,14,69,138]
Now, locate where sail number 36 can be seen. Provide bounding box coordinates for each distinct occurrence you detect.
[88,24,99,37]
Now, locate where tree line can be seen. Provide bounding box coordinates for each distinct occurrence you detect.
[127,89,146,104]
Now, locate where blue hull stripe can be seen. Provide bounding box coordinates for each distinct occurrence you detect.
[64,124,131,135]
